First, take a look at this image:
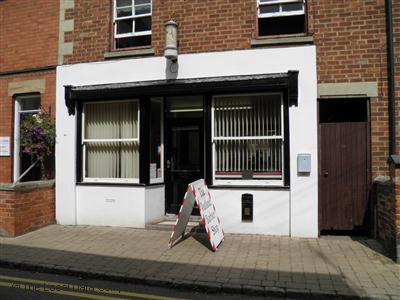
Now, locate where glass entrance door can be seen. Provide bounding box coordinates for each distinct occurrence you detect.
[165,96,204,215]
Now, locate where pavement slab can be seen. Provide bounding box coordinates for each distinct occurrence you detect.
[0,225,399,299]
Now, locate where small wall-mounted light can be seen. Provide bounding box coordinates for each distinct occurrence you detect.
[164,20,178,62]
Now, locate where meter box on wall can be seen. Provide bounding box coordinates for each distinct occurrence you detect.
[297,153,311,174]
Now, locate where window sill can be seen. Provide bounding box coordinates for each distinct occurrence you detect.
[0,179,55,192]
[77,182,146,187]
[76,182,165,187]
[104,48,155,59]
[251,35,314,47]
[208,185,289,190]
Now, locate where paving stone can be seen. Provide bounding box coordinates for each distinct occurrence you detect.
[0,224,397,300]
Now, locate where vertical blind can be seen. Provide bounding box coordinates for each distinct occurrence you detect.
[84,101,139,180]
[213,94,283,179]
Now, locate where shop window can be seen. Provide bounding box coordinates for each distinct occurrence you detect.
[14,94,42,182]
[212,93,284,185]
[82,100,140,183]
[114,0,152,49]
[257,0,306,36]
[149,98,163,183]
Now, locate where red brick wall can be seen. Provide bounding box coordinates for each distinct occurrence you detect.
[151,0,255,56]
[63,0,256,64]
[308,0,389,177]
[0,185,55,237]
[0,71,56,183]
[392,0,399,262]
[395,1,400,155]
[375,177,396,259]
[396,168,400,263]
[0,0,59,72]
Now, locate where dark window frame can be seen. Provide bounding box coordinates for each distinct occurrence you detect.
[256,0,308,38]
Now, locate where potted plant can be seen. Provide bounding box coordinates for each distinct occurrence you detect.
[20,110,56,180]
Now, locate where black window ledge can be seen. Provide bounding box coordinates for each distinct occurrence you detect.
[208,185,290,190]
[76,182,164,187]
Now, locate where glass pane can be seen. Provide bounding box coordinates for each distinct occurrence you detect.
[150,100,162,179]
[282,3,303,12]
[20,97,40,111]
[134,4,151,15]
[135,16,151,32]
[117,7,132,17]
[166,96,203,113]
[115,35,151,48]
[85,102,138,139]
[116,19,133,34]
[259,0,276,2]
[86,141,139,178]
[260,4,280,14]
[214,94,281,138]
[214,139,282,179]
[172,125,200,171]
[135,0,150,5]
[116,0,131,7]
[258,14,305,36]
[20,152,41,182]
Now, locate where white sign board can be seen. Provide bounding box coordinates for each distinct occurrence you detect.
[0,137,10,156]
[169,179,224,251]
[149,163,157,179]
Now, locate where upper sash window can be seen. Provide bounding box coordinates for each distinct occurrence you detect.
[257,0,306,36]
[114,0,152,49]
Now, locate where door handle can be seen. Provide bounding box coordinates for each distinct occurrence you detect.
[167,160,171,169]
[324,171,329,177]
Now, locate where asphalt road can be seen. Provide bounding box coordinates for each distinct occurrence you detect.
[0,267,290,300]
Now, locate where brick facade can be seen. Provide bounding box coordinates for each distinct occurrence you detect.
[374,175,396,259]
[0,0,59,236]
[0,71,56,183]
[62,0,393,178]
[0,0,59,72]
[0,183,55,237]
[310,0,390,177]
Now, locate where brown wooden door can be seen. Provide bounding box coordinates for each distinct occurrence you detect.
[319,122,369,230]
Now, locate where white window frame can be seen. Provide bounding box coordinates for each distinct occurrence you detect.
[149,97,164,184]
[211,92,285,187]
[113,0,152,43]
[82,99,140,184]
[258,0,305,19]
[13,94,41,182]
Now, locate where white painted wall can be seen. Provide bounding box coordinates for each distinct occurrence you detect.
[77,186,145,227]
[210,189,290,235]
[145,185,165,224]
[56,46,318,237]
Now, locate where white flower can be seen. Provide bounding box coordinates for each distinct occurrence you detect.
[32,114,43,124]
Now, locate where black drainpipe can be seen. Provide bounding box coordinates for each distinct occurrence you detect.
[386,0,396,156]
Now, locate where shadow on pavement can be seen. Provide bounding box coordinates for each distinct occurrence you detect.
[0,242,364,299]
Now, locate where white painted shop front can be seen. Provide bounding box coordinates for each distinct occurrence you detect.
[55,46,318,237]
